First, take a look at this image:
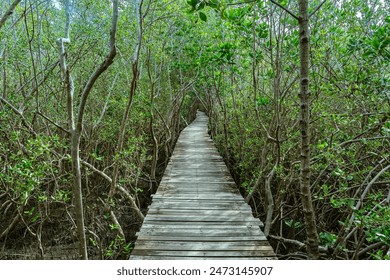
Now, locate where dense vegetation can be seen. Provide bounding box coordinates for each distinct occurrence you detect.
[0,0,389,260]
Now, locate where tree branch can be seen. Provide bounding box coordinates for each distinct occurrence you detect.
[0,212,21,240]
[228,0,257,6]
[354,165,390,212]
[0,0,22,30]
[80,159,144,219]
[76,0,119,134]
[37,111,69,135]
[340,136,390,147]
[309,0,327,19]
[269,0,299,21]
[269,235,329,253]
[358,242,385,258]
[0,96,36,135]
[80,160,112,183]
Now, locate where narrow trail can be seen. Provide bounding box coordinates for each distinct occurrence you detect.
[130,111,276,259]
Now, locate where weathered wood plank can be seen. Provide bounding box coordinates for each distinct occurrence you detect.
[152,194,243,200]
[135,235,268,242]
[144,215,259,222]
[158,182,237,188]
[150,200,250,205]
[140,224,261,229]
[150,201,250,206]
[138,228,264,237]
[148,205,251,211]
[157,190,241,195]
[139,223,263,230]
[139,227,262,235]
[131,250,276,257]
[146,209,252,216]
[135,240,271,248]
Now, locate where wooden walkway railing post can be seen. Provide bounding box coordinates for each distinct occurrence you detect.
[130,111,276,259]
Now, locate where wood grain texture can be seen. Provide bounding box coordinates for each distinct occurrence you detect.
[130,111,276,260]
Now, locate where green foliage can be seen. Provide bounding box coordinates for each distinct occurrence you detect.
[105,235,133,260]
[2,135,62,204]
[284,219,302,229]
[199,11,208,22]
[1,0,389,260]
[319,232,337,247]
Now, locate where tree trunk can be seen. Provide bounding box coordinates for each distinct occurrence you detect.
[70,129,88,259]
[146,49,158,191]
[110,0,145,221]
[298,0,319,259]
[57,0,120,259]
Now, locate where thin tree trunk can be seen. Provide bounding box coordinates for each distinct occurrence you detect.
[297,0,319,259]
[57,0,120,259]
[110,0,145,221]
[146,49,158,190]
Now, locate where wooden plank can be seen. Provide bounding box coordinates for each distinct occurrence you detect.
[157,190,241,195]
[152,194,242,200]
[150,200,249,206]
[148,205,252,211]
[134,238,270,245]
[154,192,242,197]
[142,222,261,228]
[151,200,244,205]
[160,180,235,185]
[145,213,260,224]
[135,235,267,242]
[131,249,276,256]
[170,156,224,160]
[138,229,263,237]
[168,169,229,174]
[146,209,253,216]
[139,223,263,230]
[158,185,237,190]
[134,240,272,249]
[158,182,237,188]
[144,215,259,222]
[157,188,237,192]
[157,191,240,195]
[139,229,263,235]
[140,222,263,231]
[166,164,227,169]
[150,200,246,204]
[150,200,250,206]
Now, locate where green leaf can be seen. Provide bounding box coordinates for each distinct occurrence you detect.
[278,0,288,6]
[208,0,219,10]
[197,2,206,10]
[187,0,197,8]
[187,0,198,12]
[317,141,328,149]
[199,12,207,22]
[257,96,270,106]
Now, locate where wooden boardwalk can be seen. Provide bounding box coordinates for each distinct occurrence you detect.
[130,111,276,260]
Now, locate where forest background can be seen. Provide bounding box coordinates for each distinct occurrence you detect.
[0,0,389,260]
